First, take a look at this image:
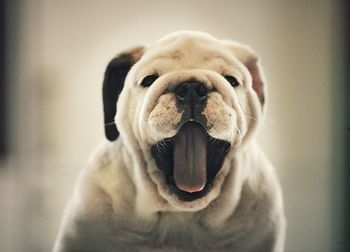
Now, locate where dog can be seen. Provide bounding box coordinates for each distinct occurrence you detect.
[53,31,286,252]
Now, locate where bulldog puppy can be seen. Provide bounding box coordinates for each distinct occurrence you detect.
[53,31,286,252]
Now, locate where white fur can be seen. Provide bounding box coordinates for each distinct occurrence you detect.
[53,31,286,252]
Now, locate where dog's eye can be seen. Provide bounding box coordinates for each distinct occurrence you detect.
[140,74,159,87]
[224,75,240,88]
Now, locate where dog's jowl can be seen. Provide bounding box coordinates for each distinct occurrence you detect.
[53,31,286,252]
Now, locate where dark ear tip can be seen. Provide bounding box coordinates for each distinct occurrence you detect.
[105,123,119,141]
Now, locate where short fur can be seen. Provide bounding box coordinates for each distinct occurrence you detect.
[53,31,286,252]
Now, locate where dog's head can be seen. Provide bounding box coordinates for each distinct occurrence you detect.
[102,31,266,210]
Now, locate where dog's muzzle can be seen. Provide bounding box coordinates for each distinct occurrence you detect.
[151,81,231,202]
[173,80,210,128]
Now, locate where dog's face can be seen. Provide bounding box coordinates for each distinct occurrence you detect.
[103,31,265,210]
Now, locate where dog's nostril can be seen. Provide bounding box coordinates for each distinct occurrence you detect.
[175,84,189,99]
[174,82,208,100]
[195,84,208,99]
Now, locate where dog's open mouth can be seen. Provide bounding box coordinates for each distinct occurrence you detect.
[151,121,231,202]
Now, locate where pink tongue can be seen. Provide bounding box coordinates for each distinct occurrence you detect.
[173,122,207,193]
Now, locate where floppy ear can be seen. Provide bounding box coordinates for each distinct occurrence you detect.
[103,46,144,141]
[223,41,266,106]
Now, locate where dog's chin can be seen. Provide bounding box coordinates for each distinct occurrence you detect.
[151,121,231,204]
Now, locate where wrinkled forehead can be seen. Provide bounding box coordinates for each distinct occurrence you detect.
[137,34,241,75]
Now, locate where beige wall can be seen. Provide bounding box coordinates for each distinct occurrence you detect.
[0,1,346,251]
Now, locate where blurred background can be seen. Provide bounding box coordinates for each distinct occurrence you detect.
[0,1,348,251]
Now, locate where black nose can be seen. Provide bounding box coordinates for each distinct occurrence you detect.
[174,81,209,100]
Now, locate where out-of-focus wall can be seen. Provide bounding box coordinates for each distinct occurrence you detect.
[0,1,346,252]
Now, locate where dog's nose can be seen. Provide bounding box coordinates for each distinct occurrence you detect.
[174,81,209,101]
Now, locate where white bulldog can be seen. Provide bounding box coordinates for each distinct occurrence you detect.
[53,31,286,252]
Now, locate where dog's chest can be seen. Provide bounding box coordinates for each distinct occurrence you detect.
[142,212,227,250]
[151,213,203,241]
